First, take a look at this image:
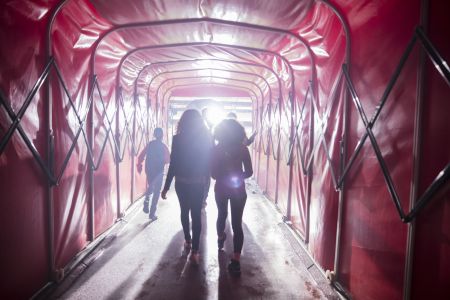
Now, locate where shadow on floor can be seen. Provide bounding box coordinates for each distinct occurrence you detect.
[133,212,209,300]
[49,212,157,299]
[131,216,279,299]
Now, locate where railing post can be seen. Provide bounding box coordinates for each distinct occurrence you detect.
[116,86,122,218]
[404,1,429,299]
[256,105,263,183]
[264,103,271,194]
[130,89,138,205]
[88,76,95,241]
[274,98,282,204]
[44,57,56,281]
[333,75,349,281]
[305,81,315,244]
[286,92,294,221]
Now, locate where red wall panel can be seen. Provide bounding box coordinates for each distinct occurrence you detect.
[0,1,56,297]
[411,1,450,298]
[1,1,449,299]
[334,0,421,299]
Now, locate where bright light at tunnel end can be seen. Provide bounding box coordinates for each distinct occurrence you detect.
[205,106,225,126]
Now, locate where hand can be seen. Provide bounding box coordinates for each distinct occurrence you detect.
[248,131,257,143]
[161,189,168,200]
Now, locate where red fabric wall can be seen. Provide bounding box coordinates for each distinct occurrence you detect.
[411,1,450,298]
[335,1,421,299]
[1,1,449,299]
[0,1,56,297]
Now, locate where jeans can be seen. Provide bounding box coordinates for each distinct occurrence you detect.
[145,172,164,218]
[175,181,204,252]
[215,187,247,254]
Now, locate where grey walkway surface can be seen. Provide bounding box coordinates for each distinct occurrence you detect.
[49,180,338,300]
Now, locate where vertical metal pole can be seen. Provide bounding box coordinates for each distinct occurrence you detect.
[286,65,297,221]
[286,92,294,220]
[115,86,122,218]
[45,0,70,282]
[305,83,314,243]
[256,104,263,183]
[333,77,348,278]
[88,77,95,241]
[130,90,138,205]
[264,103,271,194]
[404,1,428,299]
[253,98,259,181]
[46,64,56,279]
[274,98,282,204]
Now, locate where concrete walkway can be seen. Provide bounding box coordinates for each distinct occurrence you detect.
[49,180,338,300]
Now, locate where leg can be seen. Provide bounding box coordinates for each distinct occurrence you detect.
[175,181,191,242]
[189,184,204,252]
[230,194,247,255]
[228,193,246,275]
[215,190,229,237]
[149,173,164,218]
[143,178,151,213]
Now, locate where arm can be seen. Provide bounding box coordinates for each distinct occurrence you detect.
[210,146,218,180]
[242,146,253,179]
[137,145,147,173]
[247,131,257,146]
[163,144,170,164]
[162,137,177,198]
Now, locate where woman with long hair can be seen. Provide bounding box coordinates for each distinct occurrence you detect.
[211,118,253,275]
[161,109,212,264]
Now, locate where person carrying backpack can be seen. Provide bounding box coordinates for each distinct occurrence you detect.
[137,127,170,221]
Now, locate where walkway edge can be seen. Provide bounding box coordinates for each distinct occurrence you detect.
[31,196,145,300]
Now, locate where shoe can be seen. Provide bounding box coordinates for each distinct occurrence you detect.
[217,233,226,250]
[143,201,149,213]
[228,259,241,275]
[190,252,200,265]
[149,215,158,221]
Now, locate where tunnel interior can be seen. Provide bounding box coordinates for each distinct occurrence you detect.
[0,0,449,299]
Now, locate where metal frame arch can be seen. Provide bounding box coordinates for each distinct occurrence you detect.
[145,67,272,108]
[135,58,282,97]
[161,81,260,141]
[156,75,265,111]
[160,82,259,123]
[115,42,296,105]
[162,82,259,113]
[90,17,315,78]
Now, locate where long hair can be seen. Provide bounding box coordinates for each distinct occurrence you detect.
[176,109,207,135]
[214,119,246,147]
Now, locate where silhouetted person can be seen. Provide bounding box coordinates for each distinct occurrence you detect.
[226,111,257,146]
[211,119,253,275]
[137,127,170,221]
[201,107,214,208]
[226,111,238,120]
[161,109,212,264]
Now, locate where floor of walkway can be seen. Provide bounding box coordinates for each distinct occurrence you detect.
[49,180,339,300]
